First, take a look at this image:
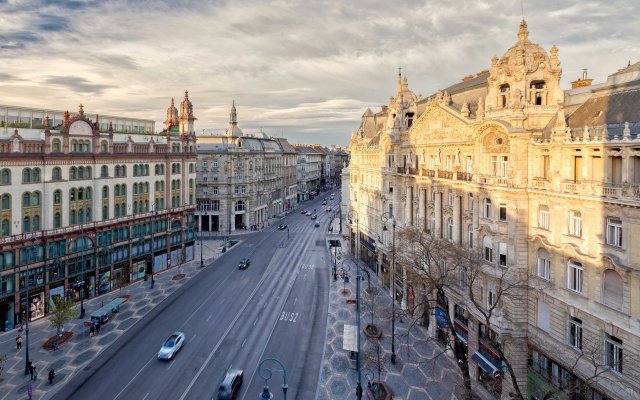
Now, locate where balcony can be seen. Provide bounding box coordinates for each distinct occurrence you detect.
[422,168,435,177]
[456,172,473,181]
[437,170,453,179]
[531,178,549,190]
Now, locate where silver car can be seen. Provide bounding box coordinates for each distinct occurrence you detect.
[158,331,185,360]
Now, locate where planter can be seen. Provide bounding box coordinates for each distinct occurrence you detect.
[366,381,392,400]
[43,331,73,350]
[364,324,382,339]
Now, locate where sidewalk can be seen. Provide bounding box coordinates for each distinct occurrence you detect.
[316,217,492,400]
[0,238,230,400]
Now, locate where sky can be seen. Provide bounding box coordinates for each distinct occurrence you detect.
[0,0,638,147]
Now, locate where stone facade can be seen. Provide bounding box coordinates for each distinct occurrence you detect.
[195,103,298,233]
[0,93,198,331]
[345,21,639,399]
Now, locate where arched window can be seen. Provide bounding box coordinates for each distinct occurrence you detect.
[22,192,31,207]
[54,190,61,204]
[500,83,510,107]
[70,167,77,180]
[155,165,160,175]
[101,165,108,177]
[134,165,139,176]
[133,183,138,195]
[78,188,84,201]
[447,218,454,241]
[102,205,108,219]
[52,138,61,153]
[115,185,120,197]
[1,194,10,210]
[32,215,40,230]
[87,166,92,178]
[71,140,77,152]
[54,213,61,228]
[603,270,623,310]
[86,187,92,200]
[121,184,126,195]
[32,168,41,182]
[2,219,10,235]
[144,182,149,193]
[101,140,108,153]
[32,192,40,206]
[102,186,109,199]
[133,201,138,213]
[1,169,10,185]
[78,166,85,179]
[483,198,492,219]
[52,167,62,180]
[22,168,31,183]
[23,216,30,232]
[235,201,245,212]
[70,188,76,201]
[115,165,121,177]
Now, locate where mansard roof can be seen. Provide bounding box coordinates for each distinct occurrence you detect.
[567,87,640,128]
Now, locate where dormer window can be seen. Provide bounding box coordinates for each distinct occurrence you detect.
[500,84,510,107]
[406,112,415,128]
[530,80,546,105]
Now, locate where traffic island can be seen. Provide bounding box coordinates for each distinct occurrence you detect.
[172,273,186,280]
[366,380,393,400]
[43,331,73,350]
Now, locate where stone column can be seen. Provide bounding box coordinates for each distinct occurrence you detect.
[435,189,442,238]
[405,185,413,226]
[621,153,630,183]
[453,192,461,245]
[418,187,425,232]
[393,177,402,222]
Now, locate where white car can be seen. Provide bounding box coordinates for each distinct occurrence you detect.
[158,331,185,360]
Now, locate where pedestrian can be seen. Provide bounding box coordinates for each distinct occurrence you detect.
[28,362,34,380]
[27,384,32,400]
[89,324,94,337]
[48,368,55,385]
[32,365,37,381]
[16,334,22,350]
[96,322,101,335]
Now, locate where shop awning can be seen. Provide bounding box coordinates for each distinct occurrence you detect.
[343,324,357,352]
[471,352,499,376]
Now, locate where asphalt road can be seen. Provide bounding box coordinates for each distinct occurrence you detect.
[52,192,341,400]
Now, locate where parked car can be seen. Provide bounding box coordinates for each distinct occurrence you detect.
[158,332,185,360]
[217,369,244,399]
[278,223,288,230]
[311,214,317,220]
[301,209,308,214]
[239,258,250,269]
[326,207,331,212]
[306,211,313,216]
[322,200,327,205]
[330,195,335,200]
[314,221,320,227]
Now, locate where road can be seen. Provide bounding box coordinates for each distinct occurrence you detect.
[52,192,341,400]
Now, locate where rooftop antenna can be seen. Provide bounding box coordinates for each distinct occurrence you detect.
[521,0,525,20]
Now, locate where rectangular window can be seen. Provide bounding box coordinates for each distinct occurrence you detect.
[488,288,496,307]
[567,316,582,350]
[459,267,468,287]
[241,186,246,194]
[468,230,474,249]
[499,204,507,221]
[491,156,498,176]
[448,191,454,206]
[234,186,239,194]
[567,261,583,293]
[542,155,550,180]
[539,207,550,230]
[484,246,493,263]
[498,242,507,266]
[604,335,623,374]
[569,211,582,237]
[468,194,474,211]
[484,199,492,219]
[203,161,208,169]
[537,256,550,280]
[213,186,218,195]
[500,156,508,177]
[606,217,622,247]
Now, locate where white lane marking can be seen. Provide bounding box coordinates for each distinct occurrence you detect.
[253,317,259,326]
[242,338,246,348]
[114,357,155,399]
[142,393,150,400]
[190,334,197,341]
[206,314,212,322]
[293,297,298,306]
[167,360,175,370]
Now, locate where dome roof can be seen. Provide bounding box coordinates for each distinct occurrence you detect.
[179,90,194,119]
[493,20,556,77]
[164,98,179,127]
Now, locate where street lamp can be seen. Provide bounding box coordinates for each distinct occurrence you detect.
[257,358,288,400]
[199,210,206,268]
[74,278,85,319]
[347,208,363,400]
[150,201,158,286]
[382,212,397,364]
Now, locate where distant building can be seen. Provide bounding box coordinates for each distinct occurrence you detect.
[0,92,197,331]
[346,21,640,400]
[294,145,324,201]
[195,103,297,233]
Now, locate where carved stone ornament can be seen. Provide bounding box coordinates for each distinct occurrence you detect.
[69,120,93,136]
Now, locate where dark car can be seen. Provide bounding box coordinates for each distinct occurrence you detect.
[278,223,287,230]
[314,221,320,227]
[217,369,243,399]
[238,258,250,269]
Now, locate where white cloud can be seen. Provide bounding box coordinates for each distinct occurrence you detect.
[0,0,638,146]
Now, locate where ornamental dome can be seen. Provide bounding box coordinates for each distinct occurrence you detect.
[179,90,194,119]
[164,98,179,128]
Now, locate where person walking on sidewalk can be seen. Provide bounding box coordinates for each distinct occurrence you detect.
[16,334,22,350]
[27,385,32,400]
[28,362,34,380]
[48,368,55,385]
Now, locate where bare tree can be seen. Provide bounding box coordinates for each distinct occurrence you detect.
[361,282,383,337]
[363,336,389,399]
[0,354,6,383]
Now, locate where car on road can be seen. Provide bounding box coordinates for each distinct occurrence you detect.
[217,369,244,399]
[301,209,307,214]
[314,221,320,227]
[326,207,331,212]
[158,332,185,360]
[238,258,250,269]
[278,223,288,230]
[306,210,313,216]
[311,214,317,220]
[330,195,334,200]
[322,200,327,205]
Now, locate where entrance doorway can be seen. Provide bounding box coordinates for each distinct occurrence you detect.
[235,214,244,229]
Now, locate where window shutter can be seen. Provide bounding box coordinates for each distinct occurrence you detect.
[537,299,550,332]
[603,270,623,310]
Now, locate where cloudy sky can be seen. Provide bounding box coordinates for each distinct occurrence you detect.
[0,0,638,146]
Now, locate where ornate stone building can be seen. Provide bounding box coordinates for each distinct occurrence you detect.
[346,21,639,399]
[195,103,298,233]
[295,145,324,201]
[0,92,198,331]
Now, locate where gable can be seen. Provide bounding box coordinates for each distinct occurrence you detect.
[409,103,472,144]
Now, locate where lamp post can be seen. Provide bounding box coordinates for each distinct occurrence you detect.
[150,201,158,285]
[381,212,397,364]
[199,212,205,268]
[347,208,362,399]
[257,358,288,400]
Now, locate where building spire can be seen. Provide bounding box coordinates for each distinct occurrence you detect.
[518,19,529,42]
[230,100,237,125]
